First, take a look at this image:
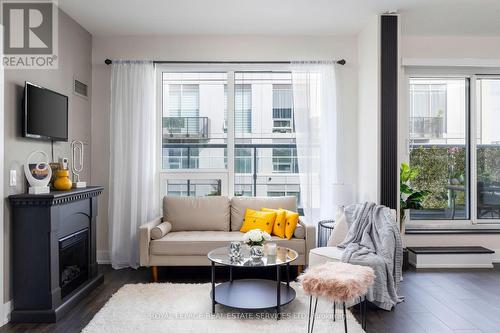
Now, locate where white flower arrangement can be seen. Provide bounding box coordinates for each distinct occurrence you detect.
[243,229,271,247]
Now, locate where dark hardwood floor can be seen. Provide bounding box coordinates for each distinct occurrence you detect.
[1,264,500,333]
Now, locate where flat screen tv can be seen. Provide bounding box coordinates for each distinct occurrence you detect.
[23,82,68,141]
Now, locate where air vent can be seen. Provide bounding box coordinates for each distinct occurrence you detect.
[73,79,88,98]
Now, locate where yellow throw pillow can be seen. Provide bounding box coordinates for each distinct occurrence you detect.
[283,209,300,240]
[240,209,276,234]
[262,208,287,238]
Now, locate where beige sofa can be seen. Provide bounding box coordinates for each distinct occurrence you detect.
[140,196,315,281]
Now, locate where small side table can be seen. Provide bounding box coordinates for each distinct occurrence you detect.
[317,219,335,247]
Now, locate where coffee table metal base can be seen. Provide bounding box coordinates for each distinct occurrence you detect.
[212,279,296,312]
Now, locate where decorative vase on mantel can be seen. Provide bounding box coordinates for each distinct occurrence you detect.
[53,169,72,191]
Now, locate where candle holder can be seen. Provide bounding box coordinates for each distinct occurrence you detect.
[229,241,242,261]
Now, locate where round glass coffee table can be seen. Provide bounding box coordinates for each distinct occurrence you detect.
[208,245,298,319]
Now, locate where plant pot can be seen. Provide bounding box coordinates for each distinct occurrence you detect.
[402,248,410,271]
[400,209,410,247]
[250,245,264,261]
[401,209,411,271]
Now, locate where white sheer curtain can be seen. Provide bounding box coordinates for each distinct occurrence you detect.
[292,62,338,224]
[108,61,159,269]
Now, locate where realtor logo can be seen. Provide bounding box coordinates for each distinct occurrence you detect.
[1,0,58,69]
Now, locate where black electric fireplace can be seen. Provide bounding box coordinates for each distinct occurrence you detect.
[9,186,104,323]
[59,228,89,298]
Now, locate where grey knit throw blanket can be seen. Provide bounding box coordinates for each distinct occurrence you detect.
[337,202,404,310]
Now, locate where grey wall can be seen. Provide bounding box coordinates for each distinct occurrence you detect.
[3,10,92,303]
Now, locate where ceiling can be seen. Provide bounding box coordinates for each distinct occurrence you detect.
[58,0,500,36]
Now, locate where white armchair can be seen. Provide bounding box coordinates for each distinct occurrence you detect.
[308,208,397,266]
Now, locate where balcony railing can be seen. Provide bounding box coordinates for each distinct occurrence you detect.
[410,117,444,139]
[163,117,209,139]
[162,142,300,195]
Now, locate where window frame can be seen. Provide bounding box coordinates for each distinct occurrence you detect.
[156,63,293,201]
[402,68,500,230]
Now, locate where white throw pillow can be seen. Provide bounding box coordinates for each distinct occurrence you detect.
[326,211,349,247]
[293,224,305,239]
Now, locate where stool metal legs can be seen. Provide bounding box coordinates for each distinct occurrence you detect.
[307,296,318,333]
[357,296,368,330]
[308,296,313,333]
[343,302,348,333]
[307,296,367,333]
[362,296,367,330]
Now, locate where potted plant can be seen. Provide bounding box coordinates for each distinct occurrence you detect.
[400,163,429,270]
[400,163,429,227]
[243,229,271,260]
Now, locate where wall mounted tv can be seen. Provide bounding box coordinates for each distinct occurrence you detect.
[23,82,68,141]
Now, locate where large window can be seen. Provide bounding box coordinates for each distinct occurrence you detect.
[407,75,500,225]
[160,69,300,208]
[408,78,469,221]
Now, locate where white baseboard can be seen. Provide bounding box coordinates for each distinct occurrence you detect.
[97,250,110,264]
[2,300,12,326]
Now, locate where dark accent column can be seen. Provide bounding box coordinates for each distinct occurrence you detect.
[380,15,398,209]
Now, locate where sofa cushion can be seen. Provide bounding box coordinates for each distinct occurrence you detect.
[327,213,349,247]
[240,209,276,233]
[164,196,230,231]
[283,209,300,240]
[293,224,305,239]
[230,196,297,231]
[150,231,305,256]
[263,208,287,238]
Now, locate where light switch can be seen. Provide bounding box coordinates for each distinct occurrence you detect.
[9,169,16,187]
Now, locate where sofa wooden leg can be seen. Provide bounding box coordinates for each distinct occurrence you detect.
[297,265,304,275]
[151,266,158,282]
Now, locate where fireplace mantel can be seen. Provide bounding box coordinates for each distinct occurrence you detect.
[9,186,103,206]
[9,186,104,323]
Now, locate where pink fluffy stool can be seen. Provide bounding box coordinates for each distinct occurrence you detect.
[299,262,375,333]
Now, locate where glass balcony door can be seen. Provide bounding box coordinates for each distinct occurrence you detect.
[408,77,470,221]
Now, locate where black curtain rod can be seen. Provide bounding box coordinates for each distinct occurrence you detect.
[104,59,346,65]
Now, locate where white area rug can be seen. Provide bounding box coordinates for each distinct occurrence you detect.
[82,282,365,333]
